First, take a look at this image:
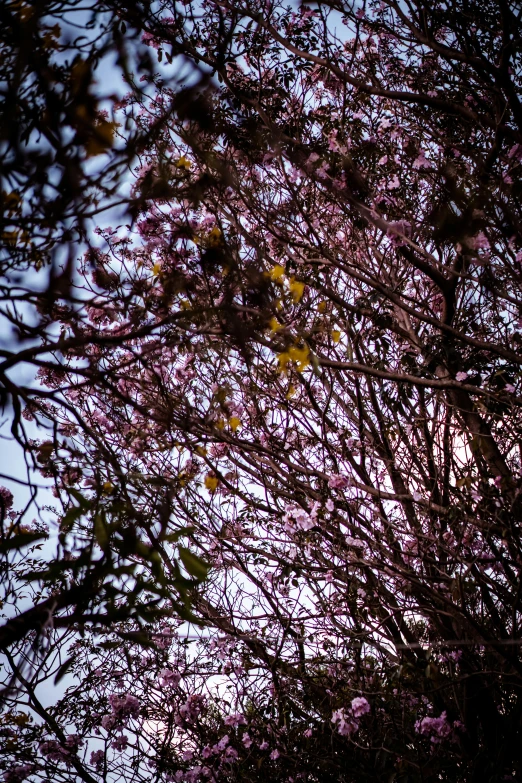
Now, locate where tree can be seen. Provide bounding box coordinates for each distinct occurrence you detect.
[0,0,210,669]
[2,1,522,781]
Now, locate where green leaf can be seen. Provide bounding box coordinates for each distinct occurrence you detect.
[60,504,84,532]
[0,532,46,555]
[178,547,209,580]
[94,514,109,550]
[98,640,121,650]
[162,526,195,543]
[116,631,155,647]
[67,487,91,508]
[54,655,75,684]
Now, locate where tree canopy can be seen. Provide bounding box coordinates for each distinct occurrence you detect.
[2,1,522,782]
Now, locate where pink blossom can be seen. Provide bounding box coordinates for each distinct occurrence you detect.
[101,714,116,731]
[328,474,351,490]
[214,735,229,752]
[283,504,315,532]
[345,536,364,548]
[331,708,358,736]
[224,712,247,727]
[351,696,370,717]
[108,693,140,724]
[3,765,33,783]
[387,220,412,247]
[415,711,453,744]
[0,486,14,510]
[412,152,432,169]
[508,143,522,161]
[111,734,128,751]
[90,750,104,770]
[270,749,280,760]
[178,694,206,723]
[455,372,468,382]
[224,746,238,762]
[469,232,490,251]
[40,735,82,766]
[159,668,181,687]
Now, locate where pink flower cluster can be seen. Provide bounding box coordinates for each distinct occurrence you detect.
[283,503,319,533]
[415,711,461,744]
[331,697,370,736]
[101,693,140,731]
[223,712,247,727]
[159,668,181,687]
[39,734,83,766]
[177,694,206,724]
[0,486,14,510]
[90,749,104,770]
[328,474,352,490]
[3,765,32,783]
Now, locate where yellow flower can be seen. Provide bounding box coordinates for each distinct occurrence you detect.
[229,416,241,432]
[269,317,282,333]
[288,344,310,371]
[207,226,222,247]
[332,330,341,343]
[269,264,285,281]
[176,155,191,170]
[289,277,305,303]
[277,344,310,373]
[204,475,219,491]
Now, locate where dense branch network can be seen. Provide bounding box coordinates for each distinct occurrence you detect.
[2,1,522,782]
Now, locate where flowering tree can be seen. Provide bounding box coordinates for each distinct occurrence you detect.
[2,1,522,782]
